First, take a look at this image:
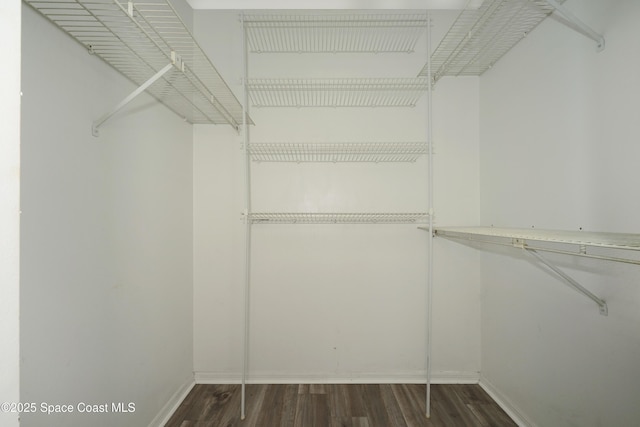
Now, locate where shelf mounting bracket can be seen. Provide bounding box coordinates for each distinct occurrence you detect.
[523,247,608,316]
[545,0,605,51]
[92,62,175,137]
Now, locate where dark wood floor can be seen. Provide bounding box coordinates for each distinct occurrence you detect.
[165,383,517,427]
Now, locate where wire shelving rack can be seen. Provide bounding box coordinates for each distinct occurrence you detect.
[250,212,429,224]
[434,227,640,254]
[420,0,561,82]
[248,142,427,163]
[25,0,250,129]
[248,78,429,108]
[243,13,428,54]
[430,226,640,316]
[238,10,434,420]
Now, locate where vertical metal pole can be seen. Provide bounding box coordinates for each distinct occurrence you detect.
[426,11,434,419]
[240,12,252,421]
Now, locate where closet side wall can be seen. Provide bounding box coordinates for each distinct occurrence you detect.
[479,1,640,426]
[20,5,194,427]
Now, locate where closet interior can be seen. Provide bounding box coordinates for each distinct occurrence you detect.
[18,0,640,426]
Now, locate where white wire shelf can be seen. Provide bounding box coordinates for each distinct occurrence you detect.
[432,227,640,252]
[429,226,640,316]
[420,0,562,81]
[243,13,428,54]
[251,212,429,224]
[248,78,429,108]
[25,0,250,129]
[248,142,427,163]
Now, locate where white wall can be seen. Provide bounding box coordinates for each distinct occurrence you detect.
[0,1,21,427]
[479,0,640,425]
[21,5,194,427]
[193,11,481,383]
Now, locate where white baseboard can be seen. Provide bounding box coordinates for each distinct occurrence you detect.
[194,370,480,385]
[148,375,196,427]
[479,375,536,427]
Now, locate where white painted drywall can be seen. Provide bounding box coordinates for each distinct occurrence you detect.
[479,0,640,425]
[193,10,481,383]
[20,5,194,427]
[0,1,21,427]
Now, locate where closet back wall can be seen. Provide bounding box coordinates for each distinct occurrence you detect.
[193,10,482,383]
[21,4,194,426]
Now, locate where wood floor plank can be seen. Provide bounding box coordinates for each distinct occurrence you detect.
[474,402,518,427]
[379,384,409,427]
[166,384,517,427]
[242,384,268,426]
[436,384,484,427]
[294,392,311,427]
[465,403,491,427]
[345,384,367,418]
[351,416,371,427]
[279,384,299,427]
[327,383,351,420]
[204,385,241,427]
[330,416,353,427]
[390,384,427,426]
[294,393,330,427]
[204,384,240,422]
[310,384,327,394]
[451,385,516,427]
[359,384,394,427]
[455,384,492,404]
[164,385,206,427]
[254,384,288,426]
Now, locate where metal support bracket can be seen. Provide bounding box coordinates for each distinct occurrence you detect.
[523,247,608,316]
[92,61,175,137]
[545,0,605,51]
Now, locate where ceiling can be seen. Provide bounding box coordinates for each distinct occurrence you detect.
[186,0,479,10]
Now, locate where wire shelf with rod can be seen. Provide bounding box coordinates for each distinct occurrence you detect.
[248,142,428,163]
[243,13,428,54]
[250,212,429,224]
[428,226,640,316]
[419,0,562,82]
[432,226,640,254]
[248,78,429,108]
[25,0,251,129]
